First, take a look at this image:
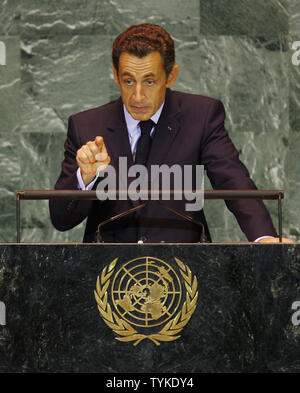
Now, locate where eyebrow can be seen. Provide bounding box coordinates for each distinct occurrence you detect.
[121,72,134,78]
[121,72,156,79]
[143,73,155,78]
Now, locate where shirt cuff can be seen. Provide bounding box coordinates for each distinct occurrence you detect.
[254,235,275,242]
[76,167,98,190]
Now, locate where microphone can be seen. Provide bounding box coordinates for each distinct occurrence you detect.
[95,189,207,243]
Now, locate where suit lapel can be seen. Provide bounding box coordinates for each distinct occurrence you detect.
[102,97,134,169]
[101,97,136,206]
[147,89,182,168]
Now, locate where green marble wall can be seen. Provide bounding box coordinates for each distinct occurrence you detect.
[0,0,298,243]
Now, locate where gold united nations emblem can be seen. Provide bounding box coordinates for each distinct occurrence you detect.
[94,256,198,346]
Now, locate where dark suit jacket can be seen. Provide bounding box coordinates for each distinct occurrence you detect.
[49,89,277,243]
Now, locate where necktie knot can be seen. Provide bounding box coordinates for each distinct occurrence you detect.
[139,120,154,135]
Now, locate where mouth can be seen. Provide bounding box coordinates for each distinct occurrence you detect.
[130,105,149,113]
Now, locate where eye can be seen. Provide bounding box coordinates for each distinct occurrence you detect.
[124,79,134,86]
[145,80,154,86]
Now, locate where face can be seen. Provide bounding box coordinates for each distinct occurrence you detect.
[113,51,179,121]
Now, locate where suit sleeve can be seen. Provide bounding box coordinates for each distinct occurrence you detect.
[200,99,278,241]
[49,115,94,231]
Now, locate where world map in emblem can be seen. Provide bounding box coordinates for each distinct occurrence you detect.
[111,256,182,328]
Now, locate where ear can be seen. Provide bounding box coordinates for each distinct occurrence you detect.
[112,65,120,86]
[166,65,179,88]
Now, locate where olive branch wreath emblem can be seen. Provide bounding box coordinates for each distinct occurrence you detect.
[94,257,198,346]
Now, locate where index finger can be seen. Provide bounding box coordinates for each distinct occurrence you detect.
[95,136,109,156]
[95,136,104,148]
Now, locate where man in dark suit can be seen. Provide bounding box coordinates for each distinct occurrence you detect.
[49,23,292,244]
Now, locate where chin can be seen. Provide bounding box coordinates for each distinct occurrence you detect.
[131,113,151,121]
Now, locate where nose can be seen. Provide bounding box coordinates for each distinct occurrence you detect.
[132,84,145,102]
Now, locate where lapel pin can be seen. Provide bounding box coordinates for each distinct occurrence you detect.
[167,126,173,131]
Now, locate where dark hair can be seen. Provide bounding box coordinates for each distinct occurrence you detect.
[112,23,175,76]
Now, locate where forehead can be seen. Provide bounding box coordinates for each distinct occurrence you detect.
[118,51,165,77]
